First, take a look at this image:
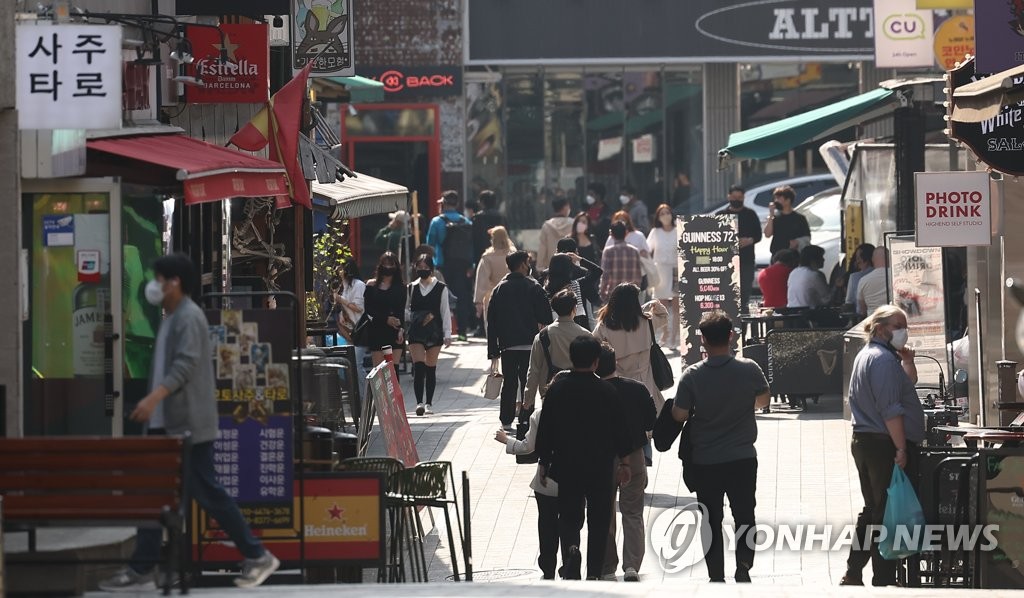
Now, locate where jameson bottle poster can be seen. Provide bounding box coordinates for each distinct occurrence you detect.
[677,214,740,366]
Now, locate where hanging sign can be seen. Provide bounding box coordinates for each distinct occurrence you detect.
[975,0,1024,73]
[872,0,935,68]
[16,24,122,130]
[292,0,355,77]
[933,15,975,72]
[948,58,1024,177]
[361,66,462,98]
[185,24,269,104]
[915,171,991,247]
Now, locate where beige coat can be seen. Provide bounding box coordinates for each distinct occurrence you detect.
[537,216,575,271]
[474,246,516,307]
[593,318,665,410]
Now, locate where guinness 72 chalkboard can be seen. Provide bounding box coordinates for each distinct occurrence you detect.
[677,215,741,366]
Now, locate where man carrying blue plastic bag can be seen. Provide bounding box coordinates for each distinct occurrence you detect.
[842,305,925,587]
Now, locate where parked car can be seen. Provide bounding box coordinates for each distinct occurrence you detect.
[681,173,838,223]
[753,186,842,292]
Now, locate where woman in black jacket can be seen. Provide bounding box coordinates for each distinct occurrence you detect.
[406,254,452,416]
[541,239,603,330]
[361,251,407,367]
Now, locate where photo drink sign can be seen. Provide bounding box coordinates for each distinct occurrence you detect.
[677,215,740,366]
[915,171,992,247]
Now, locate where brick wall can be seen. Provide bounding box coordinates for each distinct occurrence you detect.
[354,0,462,67]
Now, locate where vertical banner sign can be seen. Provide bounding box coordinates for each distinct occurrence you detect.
[16,24,122,130]
[844,200,865,269]
[185,24,270,104]
[677,215,740,366]
[888,238,947,363]
[292,0,355,77]
[367,361,419,467]
[915,171,992,247]
[205,309,294,530]
[975,0,1024,73]
[933,15,975,72]
[873,0,935,68]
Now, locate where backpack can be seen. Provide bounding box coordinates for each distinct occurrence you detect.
[441,215,474,265]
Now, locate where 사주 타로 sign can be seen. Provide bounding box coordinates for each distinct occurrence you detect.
[915,171,992,247]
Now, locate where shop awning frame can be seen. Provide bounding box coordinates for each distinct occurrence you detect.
[312,172,409,220]
[718,87,900,167]
[952,63,1024,124]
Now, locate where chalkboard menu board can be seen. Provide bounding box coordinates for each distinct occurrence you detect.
[678,215,741,366]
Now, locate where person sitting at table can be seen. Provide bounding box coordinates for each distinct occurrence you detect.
[787,245,829,309]
[757,249,798,309]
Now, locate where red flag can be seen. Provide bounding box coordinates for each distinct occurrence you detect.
[230,62,313,208]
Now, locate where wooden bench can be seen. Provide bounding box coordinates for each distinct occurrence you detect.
[0,436,189,595]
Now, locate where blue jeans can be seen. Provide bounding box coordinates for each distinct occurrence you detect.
[131,440,264,573]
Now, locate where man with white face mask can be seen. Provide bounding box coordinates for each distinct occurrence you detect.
[619,185,649,236]
[842,305,924,587]
[101,254,279,592]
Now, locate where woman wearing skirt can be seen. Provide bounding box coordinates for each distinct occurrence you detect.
[406,254,453,416]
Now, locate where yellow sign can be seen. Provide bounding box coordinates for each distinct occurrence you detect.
[917,0,973,7]
[844,201,864,270]
[934,15,976,71]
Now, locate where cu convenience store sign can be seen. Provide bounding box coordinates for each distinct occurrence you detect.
[915,171,991,247]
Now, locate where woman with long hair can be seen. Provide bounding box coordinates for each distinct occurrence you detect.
[593,283,664,409]
[474,226,517,326]
[332,260,369,380]
[543,242,602,330]
[361,251,406,367]
[406,254,452,416]
[571,212,600,265]
[647,204,680,351]
[604,211,650,257]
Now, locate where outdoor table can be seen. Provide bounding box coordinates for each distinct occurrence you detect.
[962,429,1024,448]
[740,313,805,341]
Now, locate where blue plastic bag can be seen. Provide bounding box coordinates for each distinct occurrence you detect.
[879,464,926,560]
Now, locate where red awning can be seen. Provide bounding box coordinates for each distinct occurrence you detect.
[87,134,289,205]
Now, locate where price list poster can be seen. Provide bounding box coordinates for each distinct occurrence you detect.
[677,215,741,365]
[204,308,294,531]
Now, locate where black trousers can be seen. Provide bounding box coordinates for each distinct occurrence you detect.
[535,492,559,579]
[557,467,615,580]
[740,260,754,313]
[499,350,530,426]
[442,262,473,335]
[847,433,919,586]
[691,457,757,581]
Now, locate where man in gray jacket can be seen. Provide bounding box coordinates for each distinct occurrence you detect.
[100,254,279,592]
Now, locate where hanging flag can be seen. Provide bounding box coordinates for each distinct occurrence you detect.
[231,62,314,208]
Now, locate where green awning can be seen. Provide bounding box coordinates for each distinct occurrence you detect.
[329,76,385,103]
[719,87,896,164]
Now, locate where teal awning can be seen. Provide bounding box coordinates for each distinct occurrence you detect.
[719,87,897,164]
[329,76,385,103]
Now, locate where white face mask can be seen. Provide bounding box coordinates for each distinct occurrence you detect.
[659,214,672,226]
[585,195,596,206]
[576,222,588,234]
[619,195,630,205]
[145,279,165,306]
[890,328,909,350]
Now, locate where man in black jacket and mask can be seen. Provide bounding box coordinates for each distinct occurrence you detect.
[487,250,554,429]
[536,335,632,580]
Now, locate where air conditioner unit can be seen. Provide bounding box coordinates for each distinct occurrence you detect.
[268,15,290,47]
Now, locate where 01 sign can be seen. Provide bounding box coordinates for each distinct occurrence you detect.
[915,171,991,248]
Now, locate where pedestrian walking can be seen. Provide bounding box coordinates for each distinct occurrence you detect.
[523,289,593,408]
[536,335,633,580]
[537,196,575,271]
[593,283,664,410]
[374,210,409,254]
[474,225,516,329]
[472,189,508,262]
[603,211,650,256]
[487,250,554,429]
[841,305,924,587]
[332,260,369,382]
[646,203,680,349]
[717,185,762,312]
[100,254,279,591]
[618,185,650,235]
[555,238,604,329]
[362,251,407,368]
[600,222,643,302]
[585,182,613,249]
[764,185,811,254]
[493,407,561,579]
[597,344,656,582]
[427,190,475,340]
[570,212,600,266]
[544,251,600,330]
[406,254,453,416]
[671,310,771,583]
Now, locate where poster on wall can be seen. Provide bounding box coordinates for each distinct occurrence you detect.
[933,15,975,72]
[205,308,294,530]
[975,0,1024,73]
[677,214,740,366]
[915,171,991,247]
[872,0,935,68]
[185,24,269,104]
[888,237,947,359]
[291,0,355,77]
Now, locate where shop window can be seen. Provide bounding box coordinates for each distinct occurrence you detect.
[504,71,545,232]
[584,69,624,207]
[664,69,703,215]
[544,71,585,213]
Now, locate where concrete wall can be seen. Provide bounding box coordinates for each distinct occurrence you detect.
[702,63,740,209]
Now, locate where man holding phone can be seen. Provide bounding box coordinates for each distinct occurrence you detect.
[763,185,810,255]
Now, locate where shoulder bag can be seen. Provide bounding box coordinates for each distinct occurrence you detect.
[647,319,674,390]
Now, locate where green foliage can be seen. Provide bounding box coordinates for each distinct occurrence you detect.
[309,219,352,322]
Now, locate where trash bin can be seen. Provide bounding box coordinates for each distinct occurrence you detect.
[334,431,358,461]
[843,327,868,421]
[303,426,334,471]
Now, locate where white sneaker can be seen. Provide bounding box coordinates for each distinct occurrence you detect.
[416,403,425,416]
[624,567,640,582]
[234,551,280,588]
[98,568,156,592]
[424,404,434,415]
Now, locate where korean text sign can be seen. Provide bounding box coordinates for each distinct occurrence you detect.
[16,24,122,130]
[915,171,992,247]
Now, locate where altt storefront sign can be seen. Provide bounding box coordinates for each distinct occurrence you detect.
[185,24,269,104]
[915,171,992,248]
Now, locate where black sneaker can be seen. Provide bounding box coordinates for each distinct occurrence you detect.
[562,545,582,580]
[735,563,751,583]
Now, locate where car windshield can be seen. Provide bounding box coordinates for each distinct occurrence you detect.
[798,193,841,231]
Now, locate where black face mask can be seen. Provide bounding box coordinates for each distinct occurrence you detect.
[416,269,432,279]
[381,266,398,277]
[728,199,744,210]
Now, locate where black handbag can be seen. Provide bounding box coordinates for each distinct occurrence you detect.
[652,401,682,452]
[515,406,538,464]
[679,416,696,492]
[647,319,674,390]
[351,313,372,346]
